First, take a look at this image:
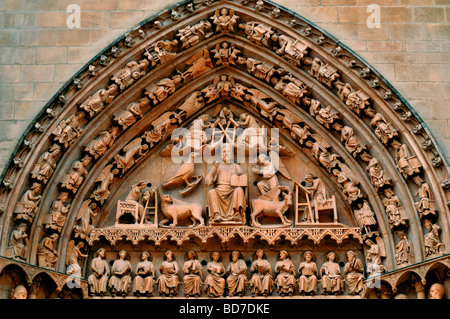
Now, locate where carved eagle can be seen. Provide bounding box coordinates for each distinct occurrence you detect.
[162,152,200,189]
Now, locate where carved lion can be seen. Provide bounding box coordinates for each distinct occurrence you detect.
[160,194,204,227]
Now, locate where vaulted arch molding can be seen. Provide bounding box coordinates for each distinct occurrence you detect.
[50,70,363,237]
[45,66,402,272]
[1,33,425,267]
[0,38,428,264]
[0,0,448,296]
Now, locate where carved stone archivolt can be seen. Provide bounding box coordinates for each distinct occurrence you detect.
[0,0,448,299]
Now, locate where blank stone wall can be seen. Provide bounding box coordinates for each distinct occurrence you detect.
[0,0,449,173]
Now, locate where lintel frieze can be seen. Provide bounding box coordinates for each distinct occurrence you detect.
[88,224,363,247]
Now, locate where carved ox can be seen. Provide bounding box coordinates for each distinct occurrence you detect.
[250,191,293,227]
[160,194,204,227]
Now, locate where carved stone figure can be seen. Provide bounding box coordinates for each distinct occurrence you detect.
[13,183,42,223]
[382,188,407,230]
[84,127,119,159]
[91,165,119,204]
[44,192,70,233]
[9,224,28,260]
[182,49,213,79]
[30,144,61,184]
[336,83,370,116]
[423,219,443,257]
[298,251,318,295]
[10,285,28,299]
[320,252,343,295]
[237,57,285,84]
[79,84,118,117]
[275,111,311,145]
[354,200,377,235]
[88,248,110,296]
[162,152,202,195]
[177,20,213,49]
[66,241,88,277]
[239,21,273,47]
[274,250,296,296]
[307,57,340,88]
[203,251,225,298]
[60,156,91,193]
[340,126,368,158]
[157,250,180,297]
[211,8,239,33]
[182,251,203,297]
[273,75,309,105]
[369,113,399,146]
[206,144,247,224]
[37,234,59,269]
[307,98,342,131]
[113,138,149,173]
[202,74,245,103]
[160,194,204,227]
[343,251,364,295]
[304,174,327,202]
[144,75,183,105]
[116,181,147,224]
[111,59,149,90]
[428,283,445,299]
[272,33,308,66]
[51,112,85,149]
[366,158,392,192]
[250,153,292,226]
[145,39,179,64]
[184,115,211,149]
[333,165,363,205]
[132,251,155,297]
[113,99,146,130]
[249,249,273,296]
[311,142,340,173]
[366,237,387,276]
[109,250,132,296]
[244,89,280,121]
[73,199,97,240]
[413,176,437,218]
[251,185,293,227]
[143,112,182,147]
[211,42,241,66]
[235,112,262,147]
[395,230,414,266]
[226,251,248,297]
[391,140,422,179]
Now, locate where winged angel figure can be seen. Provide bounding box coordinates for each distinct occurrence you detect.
[210,8,239,34]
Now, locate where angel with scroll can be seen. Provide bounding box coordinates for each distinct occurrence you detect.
[210,8,239,34]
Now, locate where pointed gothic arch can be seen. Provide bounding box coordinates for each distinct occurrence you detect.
[0,0,448,299]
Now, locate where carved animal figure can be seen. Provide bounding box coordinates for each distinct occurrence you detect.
[250,190,293,227]
[162,153,199,189]
[160,194,204,227]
